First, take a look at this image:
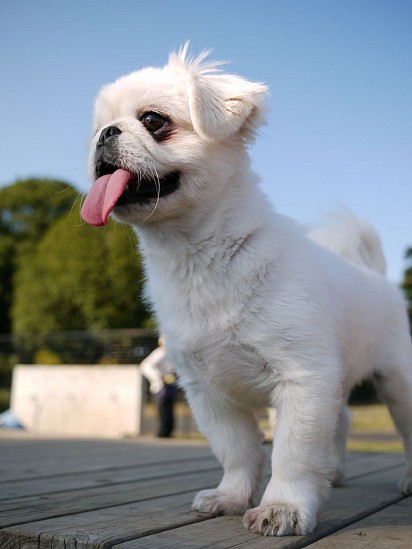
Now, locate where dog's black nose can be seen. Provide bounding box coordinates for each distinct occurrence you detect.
[97,125,122,146]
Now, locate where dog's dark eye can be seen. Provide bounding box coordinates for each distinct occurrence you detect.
[140,112,168,134]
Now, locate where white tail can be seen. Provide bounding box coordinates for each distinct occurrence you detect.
[307,209,386,275]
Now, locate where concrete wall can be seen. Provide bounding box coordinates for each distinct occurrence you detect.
[10,365,145,437]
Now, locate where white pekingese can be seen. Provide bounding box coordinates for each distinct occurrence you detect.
[81,45,412,536]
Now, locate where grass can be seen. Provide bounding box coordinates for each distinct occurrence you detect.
[347,403,403,453]
[349,403,396,432]
[346,439,403,453]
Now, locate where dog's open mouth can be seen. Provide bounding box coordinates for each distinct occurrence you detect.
[81,162,180,226]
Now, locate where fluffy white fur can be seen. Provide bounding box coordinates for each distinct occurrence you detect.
[87,45,412,536]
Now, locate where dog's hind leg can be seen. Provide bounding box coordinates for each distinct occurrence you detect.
[373,335,412,495]
[331,404,351,487]
[186,381,266,515]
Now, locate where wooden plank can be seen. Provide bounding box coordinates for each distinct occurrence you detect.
[0,462,406,549]
[0,444,271,528]
[0,435,401,484]
[0,468,222,527]
[0,492,212,549]
[0,448,401,528]
[0,437,213,481]
[0,439,402,500]
[0,454,219,500]
[336,451,405,480]
[305,497,412,548]
[112,465,406,549]
[0,435,408,548]
[115,516,264,549]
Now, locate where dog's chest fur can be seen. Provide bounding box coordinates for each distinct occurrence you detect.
[135,220,283,404]
[187,338,275,405]
[138,219,272,329]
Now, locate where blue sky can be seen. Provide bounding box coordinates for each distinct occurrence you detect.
[1,0,411,282]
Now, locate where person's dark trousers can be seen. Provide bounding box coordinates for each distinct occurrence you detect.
[156,389,175,437]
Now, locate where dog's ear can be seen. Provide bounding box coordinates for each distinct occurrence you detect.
[188,73,268,142]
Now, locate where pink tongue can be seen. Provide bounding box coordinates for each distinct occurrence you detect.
[81,169,135,226]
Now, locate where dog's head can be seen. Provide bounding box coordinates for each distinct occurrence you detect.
[81,44,268,226]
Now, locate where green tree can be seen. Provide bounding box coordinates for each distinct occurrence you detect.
[12,204,150,333]
[0,179,79,332]
[402,247,412,325]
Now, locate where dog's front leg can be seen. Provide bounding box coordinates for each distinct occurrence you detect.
[244,376,339,536]
[185,380,265,515]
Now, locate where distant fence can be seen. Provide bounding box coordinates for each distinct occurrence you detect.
[0,328,158,366]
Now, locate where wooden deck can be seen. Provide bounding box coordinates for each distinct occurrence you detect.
[0,433,411,548]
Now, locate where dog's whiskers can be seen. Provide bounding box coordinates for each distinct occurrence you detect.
[141,164,161,222]
[70,192,88,226]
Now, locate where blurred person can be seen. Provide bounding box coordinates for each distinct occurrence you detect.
[140,338,177,437]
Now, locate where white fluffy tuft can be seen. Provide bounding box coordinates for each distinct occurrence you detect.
[168,41,227,76]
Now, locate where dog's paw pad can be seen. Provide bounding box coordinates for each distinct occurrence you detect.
[243,503,314,536]
[192,489,249,515]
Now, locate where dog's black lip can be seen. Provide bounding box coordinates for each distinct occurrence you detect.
[95,160,118,179]
[94,160,180,205]
[116,171,180,206]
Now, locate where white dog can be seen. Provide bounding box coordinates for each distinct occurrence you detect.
[81,45,412,536]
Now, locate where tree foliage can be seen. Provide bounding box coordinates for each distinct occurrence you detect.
[0,177,150,334]
[0,178,78,242]
[0,179,79,332]
[12,204,150,333]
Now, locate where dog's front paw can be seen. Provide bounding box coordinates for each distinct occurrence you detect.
[243,503,316,536]
[192,489,250,515]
